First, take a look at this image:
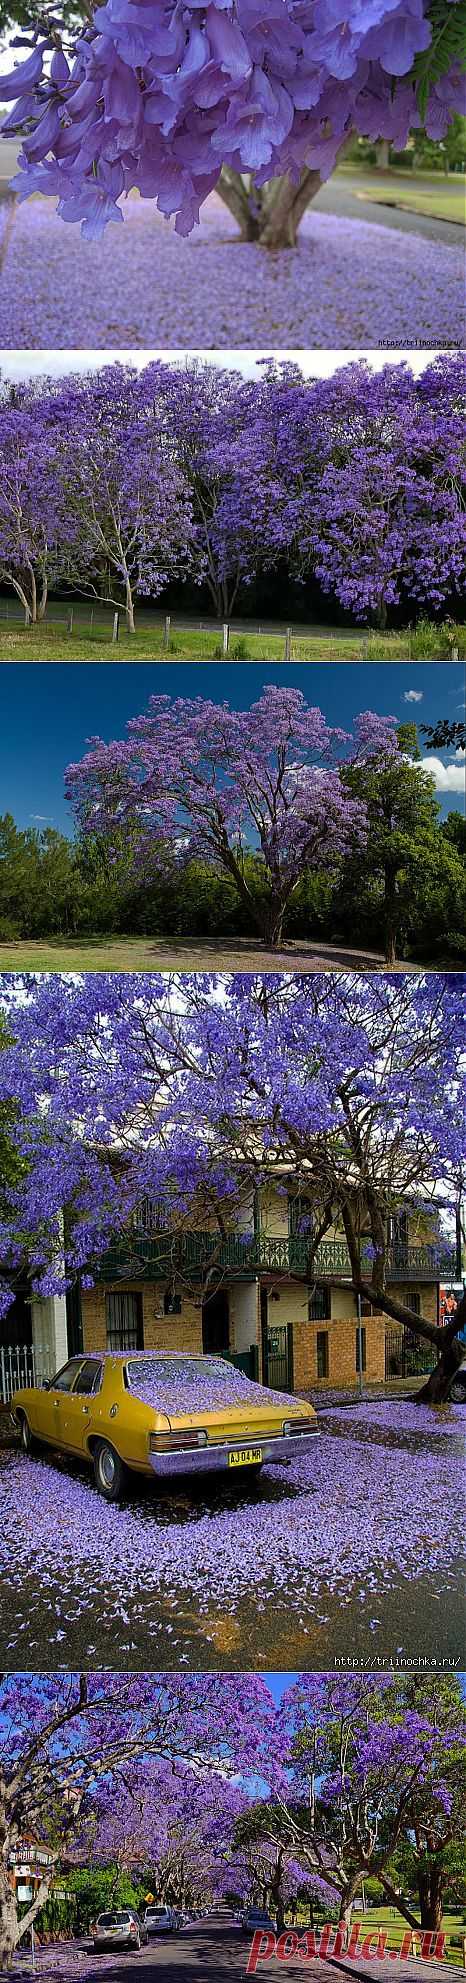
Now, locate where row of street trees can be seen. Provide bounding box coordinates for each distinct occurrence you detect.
[1,1673,465,1966]
[0,971,464,1396]
[0,353,464,630]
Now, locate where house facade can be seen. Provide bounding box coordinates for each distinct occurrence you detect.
[1,1184,456,1402]
[74,1185,451,1396]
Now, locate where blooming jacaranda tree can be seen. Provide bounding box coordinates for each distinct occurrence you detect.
[0,971,463,1396]
[54,366,201,631]
[63,688,400,945]
[2,1,466,248]
[269,1672,466,1933]
[0,1671,274,1968]
[0,392,73,624]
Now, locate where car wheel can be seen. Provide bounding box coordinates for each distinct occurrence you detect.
[19,1413,37,1456]
[449,1377,466,1402]
[93,1440,126,1502]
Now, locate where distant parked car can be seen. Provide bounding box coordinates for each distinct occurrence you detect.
[241,1906,277,1935]
[447,1357,466,1402]
[93,1909,148,1951]
[143,1903,175,1934]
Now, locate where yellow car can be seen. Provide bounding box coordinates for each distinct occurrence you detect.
[11,1350,318,1502]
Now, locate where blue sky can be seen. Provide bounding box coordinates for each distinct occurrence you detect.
[0,662,463,835]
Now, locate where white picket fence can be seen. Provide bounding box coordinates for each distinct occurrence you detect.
[0,1343,55,1404]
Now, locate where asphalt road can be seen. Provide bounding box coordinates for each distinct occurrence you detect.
[13,1919,460,1981]
[313,172,465,246]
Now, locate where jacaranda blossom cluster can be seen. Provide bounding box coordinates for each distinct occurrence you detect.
[2,0,465,236]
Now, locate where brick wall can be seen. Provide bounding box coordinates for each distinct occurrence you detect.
[293,1312,386,1391]
[82,1284,203,1355]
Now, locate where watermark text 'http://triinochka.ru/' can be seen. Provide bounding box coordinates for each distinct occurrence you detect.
[246,1926,451,1972]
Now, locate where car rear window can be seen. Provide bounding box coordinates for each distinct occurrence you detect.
[125,1356,291,1413]
[98,1913,131,1926]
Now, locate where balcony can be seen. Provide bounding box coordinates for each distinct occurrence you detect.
[92,1231,456,1285]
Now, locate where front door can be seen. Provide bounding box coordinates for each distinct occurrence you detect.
[202,1291,229,1357]
[261,1293,294,1393]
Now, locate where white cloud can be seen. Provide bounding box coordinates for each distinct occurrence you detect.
[420,755,466,793]
[403,690,423,703]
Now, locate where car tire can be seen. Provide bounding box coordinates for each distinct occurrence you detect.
[93,1439,126,1502]
[18,1413,37,1456]
[449,1377,466,1402]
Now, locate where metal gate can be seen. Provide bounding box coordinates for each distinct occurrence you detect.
[385,1329,436,1379]
[0,1343,55,1404]
[261,1313,294,1393]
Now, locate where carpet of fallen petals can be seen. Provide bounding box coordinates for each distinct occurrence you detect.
[0,195,463,347]
[0,1403,463,1664]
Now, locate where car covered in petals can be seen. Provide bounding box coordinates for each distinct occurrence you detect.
[11,1350,318,1501]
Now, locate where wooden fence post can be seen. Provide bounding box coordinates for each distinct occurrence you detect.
[112,611,120,645]
[67,608,74,635]
[284,626,292,661]
[451,644,459,661]
[223,622,229,655]
[164,613,171,650]
[25,605,31,627]
[461,1933,466,1968]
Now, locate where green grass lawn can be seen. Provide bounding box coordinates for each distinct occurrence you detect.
[290,1906,466,1961]
[0,934,395,973]
[0,623,457,662]
[349,1907,466,1962]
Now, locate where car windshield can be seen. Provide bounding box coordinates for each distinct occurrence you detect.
[126,1356,290,1413]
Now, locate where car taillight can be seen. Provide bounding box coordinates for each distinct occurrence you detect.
[149,1428,208,1452]
[282,1418,316,1435]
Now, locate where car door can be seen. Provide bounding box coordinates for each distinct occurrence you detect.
[58,1358,104,1454]
[33,1358,86,1442]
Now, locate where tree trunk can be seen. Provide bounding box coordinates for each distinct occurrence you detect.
[37,573,48,621]
[217,167,323,250]
[375,140,390,171]
[217,141,353,248]
[339,1874,362,1929]
[383,867,399,965]
[415,1325,464,1404]
[0,1857,18,1974]
[417,1865,444,1932]
[125,580,135,633]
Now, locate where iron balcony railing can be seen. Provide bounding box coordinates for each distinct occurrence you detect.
[93,1232,456,1285]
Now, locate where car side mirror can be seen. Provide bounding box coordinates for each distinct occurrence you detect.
[42,1379,51,1390]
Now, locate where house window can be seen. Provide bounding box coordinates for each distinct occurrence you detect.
[316,1331,329,1380]
[163,1290,182,1316]
[105,1290,143,1351]
[308,1284,331,1322]
[408,1291,421,1316]
[356,1325,367,1373]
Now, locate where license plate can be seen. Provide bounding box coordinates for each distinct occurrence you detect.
[228,1447,262,1467]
